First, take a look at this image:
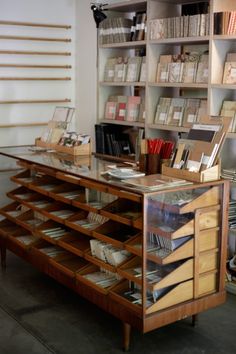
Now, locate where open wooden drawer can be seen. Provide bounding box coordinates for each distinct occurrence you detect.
[29,176,62,196]
[147,227,219,264]
[11,169,38,187]
[66,211,108,236]
[16,210,47,232]
[48,183,85,205]
[148,186,220,215]
[100,198,142,229]
[34,219,70,245]
[117,251,218,290]
[0,201,31,224]
[145,271,218,314]
[93,220,140,249]
[0,218,22,238]
[76,263,120,295]
[7,186,37,203]
[40,202,78,224]
[110,271,217,317]
[6,226,39,250]
[148,209,220,240]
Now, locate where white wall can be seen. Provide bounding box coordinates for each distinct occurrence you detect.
[0,0,75,146]
[75,0,97,142]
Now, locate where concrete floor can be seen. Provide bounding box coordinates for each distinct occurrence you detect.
[0,251,235,354]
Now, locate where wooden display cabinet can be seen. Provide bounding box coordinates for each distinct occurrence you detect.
[0,147,229,351]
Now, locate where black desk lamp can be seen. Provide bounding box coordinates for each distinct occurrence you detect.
[91,4,107,28]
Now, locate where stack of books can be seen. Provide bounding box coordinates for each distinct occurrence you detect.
[104,95,144,122]
[99,12,146,45]
[104,56,145,83]
[95,123,134,157]
[146,232,191,258]
[154,97,207,127]
[129,12,147,41]
[50,209,75,220]
[39,245,67,258]
[90,239,131,266]
[98,17,132,44]
[156,53,209,84]
[41,226,68,240]
[73,212,108,230]
[150,12,209,40]
[214,11,236,35]
[83,269,118,288]
[15,234,36,246]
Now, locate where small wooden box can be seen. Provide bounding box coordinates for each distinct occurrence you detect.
[162,163,220,183]
[35,138,91,156]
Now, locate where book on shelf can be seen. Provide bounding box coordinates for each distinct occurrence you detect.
[214,11,236,35]
[104,98,117,120]
[166,98,185,126]
[95,124,133,157]
[126,96,141,122]
[154,97,172,125]
[149,4,209,41]
[156,52,207,84]
[126,56,142,82]
[223,60,236,85]
[114,57,128,82]
[104,58,117,82]
[99,17,132,44]
[220,100,236,132]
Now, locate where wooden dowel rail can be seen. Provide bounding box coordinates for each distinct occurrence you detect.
[0,123,47,128]
[0,20,71,29]
[0,77,71,80]
[0,50,71,56]
[0,64,72,69]
[0,99,71,104]
[0,35,71,42]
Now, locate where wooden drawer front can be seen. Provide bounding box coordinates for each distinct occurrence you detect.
[0,219,20,238]
[146,272,217,315]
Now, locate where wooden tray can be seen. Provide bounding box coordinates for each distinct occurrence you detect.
[162,163,220,183]
[35,138,92,156]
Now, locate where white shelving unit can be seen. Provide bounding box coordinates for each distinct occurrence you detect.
[97,0,236,156]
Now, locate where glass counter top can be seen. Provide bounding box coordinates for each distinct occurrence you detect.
[0,146,145,195]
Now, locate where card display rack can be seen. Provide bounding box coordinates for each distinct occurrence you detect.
[0,148,229,351]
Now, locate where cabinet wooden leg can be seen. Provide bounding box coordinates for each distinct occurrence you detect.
[192,314,198,327]
[0,246,6,269]
[122,322,131,352]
